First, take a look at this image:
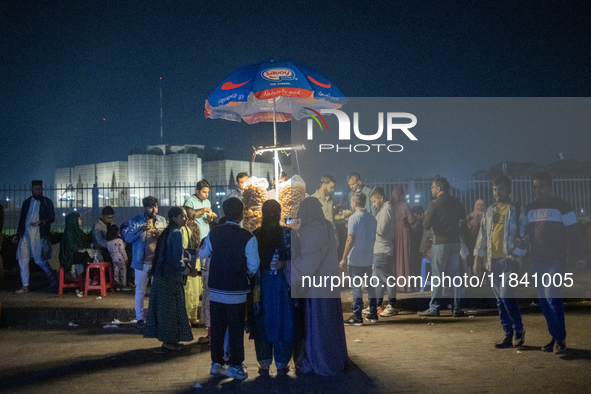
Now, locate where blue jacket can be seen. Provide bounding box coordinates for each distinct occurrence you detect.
[17,196,55,239]
[153,227,190,283]
[125,213,167,270]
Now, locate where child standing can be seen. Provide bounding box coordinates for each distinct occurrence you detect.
[107,224,130,291]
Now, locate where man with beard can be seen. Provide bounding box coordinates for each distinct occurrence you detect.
[311,175,349,222]
[125,196,167,328]
[368,187,397,317]
[13,180,57,293]
[346,172,377,216]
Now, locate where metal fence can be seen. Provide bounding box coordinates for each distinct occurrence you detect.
[0,182,234,234]
[339,176,591,217]
[2,176,591,234]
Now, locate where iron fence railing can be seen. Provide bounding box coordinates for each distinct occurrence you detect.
[2,176,591,234]
[0,182,234,234]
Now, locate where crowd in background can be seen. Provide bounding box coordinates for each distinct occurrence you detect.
[6,168,587,378]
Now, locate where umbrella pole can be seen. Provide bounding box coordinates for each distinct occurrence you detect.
[273,97,279,200]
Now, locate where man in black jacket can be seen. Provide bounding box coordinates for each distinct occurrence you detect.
[418,177,467,317]
[12,180,57,293]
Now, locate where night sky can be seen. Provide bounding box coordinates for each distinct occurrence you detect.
[1,1,589,186]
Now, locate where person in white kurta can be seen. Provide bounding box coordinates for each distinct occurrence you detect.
[13,181,57,293]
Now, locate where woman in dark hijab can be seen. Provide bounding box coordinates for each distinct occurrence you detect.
[292,197,348,376]
[250,200,295,376]
[144,207,197,351]
[59,212,90,279]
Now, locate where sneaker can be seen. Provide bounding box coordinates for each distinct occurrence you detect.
[344,315,364,326]
[417,309,440,317]
[495,337,513,349]
[553,340,566,354]
[210,362,226,376]
[365,313,379,324]
[15,286,28,294]
[121,286,132,291]
[377,306,385,315]
[226,364,248,380]
[197,335,210,344]
[136,319,145,329]
[542,340,555,352]
[452,310,466,317]
[127,282,136,288]
[513,330,525,347]
[361,306,370,315]
[379,305,399,317]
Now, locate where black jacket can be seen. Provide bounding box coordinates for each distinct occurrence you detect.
[423,193,467,245]
[17,196,55,239]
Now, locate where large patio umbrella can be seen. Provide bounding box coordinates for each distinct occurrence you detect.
[205,60,346,190]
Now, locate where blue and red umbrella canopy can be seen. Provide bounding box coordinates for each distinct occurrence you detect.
[205,61,346,125]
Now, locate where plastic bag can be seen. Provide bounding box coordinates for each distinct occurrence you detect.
[242,176,268,232]
[278,175,306,221]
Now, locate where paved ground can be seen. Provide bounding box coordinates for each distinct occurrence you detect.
[2,271,591,393]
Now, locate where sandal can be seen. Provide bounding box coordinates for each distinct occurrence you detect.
[162,342,186,351]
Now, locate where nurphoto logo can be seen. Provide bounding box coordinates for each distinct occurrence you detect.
[306,109,418,153]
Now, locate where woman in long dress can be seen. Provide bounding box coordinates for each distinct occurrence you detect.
[250,200,295,375]
[292,197,348,376]
[181,207,202,327]
[392,186,415,293]
[59,212,91,283]
[144,207,197,351]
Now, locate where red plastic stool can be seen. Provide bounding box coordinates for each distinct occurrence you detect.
[84,262,115,297]
[58,267,85,296]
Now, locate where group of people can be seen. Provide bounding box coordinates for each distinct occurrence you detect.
[141,183,349,379]
[10,169,587,380]
[309,171,586,355]
[312,172,419,325]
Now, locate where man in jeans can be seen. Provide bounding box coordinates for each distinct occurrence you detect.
[525,172,586,354]
[474,175,528,348]
[419,177,468,317]
[125,197,167,328]
[340,193,378,325]
[368,187,398,317]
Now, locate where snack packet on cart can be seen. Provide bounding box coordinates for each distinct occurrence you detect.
[278,175,306,223]
[242,176,269,232]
